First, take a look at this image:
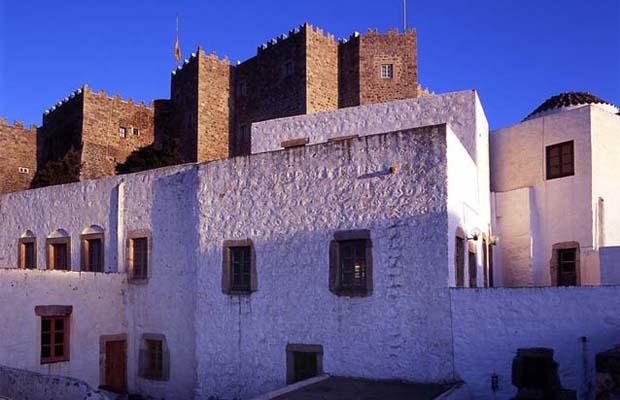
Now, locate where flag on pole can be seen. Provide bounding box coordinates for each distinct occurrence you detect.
[174,14,182,63]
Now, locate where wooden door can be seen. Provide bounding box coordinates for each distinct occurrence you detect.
[105,340,127,393]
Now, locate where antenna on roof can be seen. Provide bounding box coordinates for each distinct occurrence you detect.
[403,0,408,31]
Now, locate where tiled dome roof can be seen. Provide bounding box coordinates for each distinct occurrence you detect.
[526,92,615,120]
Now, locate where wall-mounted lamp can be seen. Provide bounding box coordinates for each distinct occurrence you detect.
[489,235,500,246]
[467,228,481,241]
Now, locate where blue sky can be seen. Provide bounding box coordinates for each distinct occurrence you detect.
[0,0,618,129]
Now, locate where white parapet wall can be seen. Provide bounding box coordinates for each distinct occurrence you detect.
[450,286,620,399]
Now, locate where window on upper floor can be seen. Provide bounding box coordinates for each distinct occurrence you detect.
[132,127,140,136]
[119,127,127,138]
[222,239,257,295]
[47,234,71,271]
[455,234,465,288]
[81,232,104,273]
[381,64,394,79]
[130,238,148,279]
[546,141,574,180]
[19,234,37,269]
[468,250,477,288]
[329,230,373,296]
[18,167,30,174]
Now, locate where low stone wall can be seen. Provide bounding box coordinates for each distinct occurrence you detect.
[0,365,108,400]
[450,286,620,399]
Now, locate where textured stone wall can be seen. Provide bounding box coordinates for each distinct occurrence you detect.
[81,86,155,180]
[338,36,361,108]
[170,54,200,162]
[451,286,620,400]
[252,90,480,159]
[305,26,338,114]
[0,364,108,400]
[0,119,36,194]
[358,29,418,106]
[194,126,455,399]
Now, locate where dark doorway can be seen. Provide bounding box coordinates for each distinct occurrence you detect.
[293,351,318,382]
[286,344,323,384]
[104,340,127,393]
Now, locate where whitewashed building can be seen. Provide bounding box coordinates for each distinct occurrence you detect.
[0,90,619,400]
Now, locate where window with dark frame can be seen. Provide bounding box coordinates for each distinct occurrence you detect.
[19,238,37,270]
[546,141,574,180]
[488,244,494,287]
[145,339,163,379]
[86,238,103,272]
[119,127,127,138]
[455,237,465,287]
[329,230,373,296]
[230,246,252,293]
[52,243,68,270]
[41,316,69,363]
[381,64,394,79]
[468,251,477,288]
[339,240,367,291]
[482,239,489,287]
[132,238,148,279]
[557,248,577,286]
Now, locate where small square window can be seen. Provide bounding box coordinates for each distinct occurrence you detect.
[132,127,140,136]
[40,315,69,364]
[546,141,574,180]
[329,230,373,296]
[119,127,127,138]
[381,64,394,79]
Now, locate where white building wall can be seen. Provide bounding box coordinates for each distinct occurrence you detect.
[251,90,482,161]
[451,286,620,400]
[193,126,460,399]
[491,107,597,286]
[0,269,126,386]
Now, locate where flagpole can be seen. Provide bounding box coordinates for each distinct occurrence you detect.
[403,0,407,31]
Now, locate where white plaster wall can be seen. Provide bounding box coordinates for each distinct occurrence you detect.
[491,107,596,286]
[0,164,198,400]
[0,269,126,387]
[451,286,620,400]
[251,90,481,160]
[590,108,620,248]
[194,126,456,399]
[447,126,486,287]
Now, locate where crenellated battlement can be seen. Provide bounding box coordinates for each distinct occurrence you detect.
[0,117,37,134]
[83,85,154,110]
[171,48,231,76]
[43,86,85,117]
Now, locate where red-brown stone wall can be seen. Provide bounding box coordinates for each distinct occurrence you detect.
[81,87,155,180]
[0,120,37,193]
[358,29,418,106]
[232,26,308,155]
[196,51,232,162]
[305,26,338,114]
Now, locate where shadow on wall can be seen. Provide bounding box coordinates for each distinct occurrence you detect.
[0,364,108,400]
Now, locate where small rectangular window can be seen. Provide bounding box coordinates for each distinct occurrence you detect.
[381,64,394,79]
[286,344,323,384]
[230,246,251,293]
[146,339,163,379]
[132,238,148,279]
[329,230,373,296]
[82,234,104,273]
[18,167,30,174]
[557,248,577,286]
[468,251,477,288]
[47,238,71,271]
[284,61,294,77]
[119,127,127,138]
[41,316,69,363]
[546,141,574,180]
[19,237,37,269]
[132,127,140,136]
